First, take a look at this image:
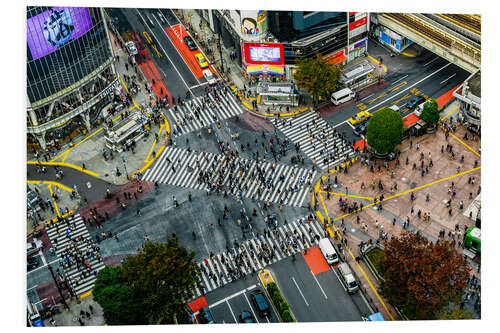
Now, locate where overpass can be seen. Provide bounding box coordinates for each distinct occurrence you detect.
[377,13,480,73]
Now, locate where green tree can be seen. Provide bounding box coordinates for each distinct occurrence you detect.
[379,232,470,320]
[419,98,440,126]
[294,53,341,105]
[93,266,144,325]
[121,238,200,324]
[438,308,475,320]
[366,107,404,154]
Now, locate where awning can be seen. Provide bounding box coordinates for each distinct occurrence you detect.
[403,113,419,128]
[325,54,347,65]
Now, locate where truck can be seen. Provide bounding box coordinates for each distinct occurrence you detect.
[338,262,359,293]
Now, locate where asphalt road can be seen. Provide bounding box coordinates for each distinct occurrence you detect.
[270,254,371,322]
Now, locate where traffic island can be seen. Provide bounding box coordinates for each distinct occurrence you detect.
[258,269,296,323]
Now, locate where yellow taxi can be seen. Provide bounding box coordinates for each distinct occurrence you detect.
[195,53,209,69]
[349,110,372,125]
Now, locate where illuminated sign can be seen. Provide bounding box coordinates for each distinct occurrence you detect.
[244,42,284,65]
[27,7,93,60]
[349,16,367,31]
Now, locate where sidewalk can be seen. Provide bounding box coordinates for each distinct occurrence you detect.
[44,294,105,327]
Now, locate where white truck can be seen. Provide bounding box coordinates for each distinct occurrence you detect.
[318,238,340,265]
[338,262,359,293]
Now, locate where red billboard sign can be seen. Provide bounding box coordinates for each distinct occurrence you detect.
[349,16,367,30]
[243,42,285,65]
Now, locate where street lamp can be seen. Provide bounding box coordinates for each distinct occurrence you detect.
[47,264,70,311]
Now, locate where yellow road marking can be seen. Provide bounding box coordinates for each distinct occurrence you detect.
[388,81,407,94]
[62,128,103,163]
[47,184,61,217]
[80,290,93,299]
[367,92,387,104]
[27,161,100,177]
[28,180,75,193]
[440,104,460,121]
[152,44,161,58]
[318,193,395,320]
[440,126,481,157]
[120,75,129,94]
[320,191,375,201]
[143,31,152,43]
[392,93,411,105]
[138,145,165,174]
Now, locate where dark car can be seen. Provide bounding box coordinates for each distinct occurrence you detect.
[239,311,256,323]
[354,120,369,136]
[405,95,426,110]
[250,292,271,317]
[184,35,197,51]
[27,257,39,270]
[197,307,215,324]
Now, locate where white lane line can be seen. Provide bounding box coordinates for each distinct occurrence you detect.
[365,63,452,113]
[390,74,408,86]
[423,57,439,67]
[361,93,374,101]
[311,270,328,299]
[190,82,210,89]
[440,73,457,85]
[209,284,257,308]
[331,119,349,129]
[291,276,309,306]
[39,250,47,265]
[331,267,347,292]
[243,292,260,323]
[226,300,238,323]
[347,121,356,130]
[135,9,192,93]
[27,258,60,274]
[359,288,375,313]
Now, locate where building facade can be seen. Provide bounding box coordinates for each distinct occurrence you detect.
[196,10,369,82]
[26,6,117,149]
[453,69,481,128]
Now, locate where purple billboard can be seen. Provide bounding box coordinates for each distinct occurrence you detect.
[27,7,93,61]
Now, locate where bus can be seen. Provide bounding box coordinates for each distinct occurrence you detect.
[464,227,481,253]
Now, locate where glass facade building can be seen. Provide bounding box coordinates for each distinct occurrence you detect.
[26,6,116,148]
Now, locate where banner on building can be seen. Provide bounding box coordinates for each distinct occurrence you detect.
[243,42,284,65]
[240,10,267,35]
[349,16,367,31]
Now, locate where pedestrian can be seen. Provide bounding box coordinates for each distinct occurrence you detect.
[137,208,141,216]
[89,305,94,314]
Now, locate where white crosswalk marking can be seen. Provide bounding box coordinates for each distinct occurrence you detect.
[143,146,317,207]
[189,217,326,300]
[273,111,356,170]
[166,91,244,135]
[45,214,106,296]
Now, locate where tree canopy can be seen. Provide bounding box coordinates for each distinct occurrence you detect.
[294,53,341,105]
[379,232,470,320]
[93,238,200,325]
[438,307,475,320]
[366,107,404,154]
[419,98,440,126]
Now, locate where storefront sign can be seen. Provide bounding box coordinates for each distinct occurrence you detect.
[243,42,284,65]
[354,40,366,49]
[97,79,120,100]
[349,16,367,31]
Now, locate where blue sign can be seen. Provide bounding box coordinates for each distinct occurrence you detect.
[354,40,366,49]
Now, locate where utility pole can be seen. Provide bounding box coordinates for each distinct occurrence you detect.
[47,264,70,311]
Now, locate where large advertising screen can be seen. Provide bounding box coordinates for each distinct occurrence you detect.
[27,7,93,61]
[243,43,284,66]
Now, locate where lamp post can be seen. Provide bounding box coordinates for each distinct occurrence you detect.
[47,264,70,311]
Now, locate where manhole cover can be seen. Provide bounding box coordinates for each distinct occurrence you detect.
[410,182,417,189]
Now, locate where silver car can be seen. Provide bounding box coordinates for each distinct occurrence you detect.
[27,239,44,256]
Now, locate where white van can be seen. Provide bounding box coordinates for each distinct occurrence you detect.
[331,88,355,106]
[414,101,430,117]
[338,263,359,293]
[318,238,339,265]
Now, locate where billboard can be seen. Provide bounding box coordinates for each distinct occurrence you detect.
[27,7,93,61]
[349,16,367,31]
[243,43,284,66]
[240,10,267,35]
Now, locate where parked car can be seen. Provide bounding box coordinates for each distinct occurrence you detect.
[405,95,426,110]
[197,306,215,324]
[125,41,138,56]
[250,292,271,317]
[195,53,209,69]
[183,35,197,51]
[27,257,40,270]
[202,69,217,85]
[239,311,256,323]
[354,120,369,136]
[349,110,372,125]
[27,239,44,256]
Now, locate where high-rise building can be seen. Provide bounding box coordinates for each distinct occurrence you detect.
[26,6,117,149]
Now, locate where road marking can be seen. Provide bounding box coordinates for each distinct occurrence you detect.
[440,104,460,121]
[387,81,407,94]
[311,270,328,299]
[209,284,257,308]
[331,267,347,292]
[367,92,387,104]
[390,75,408,86]
[391,93,411,105]
[291,277,309,306]
[27,258,60,274]
[152,44,162,58]
[361,93,374,101]
[365,63,452,113]
[331,119,349,129]
[347,121,355,130]
[190,82,210,89]
[154,11,201,85]
[423,57,439,67]
[358,288,375,313]
[440,73,457,85]
[243,292,260,323]
[143,31,152,43]
[226,300,238,323]
[39,250,47,266]
[135,9,192,93]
